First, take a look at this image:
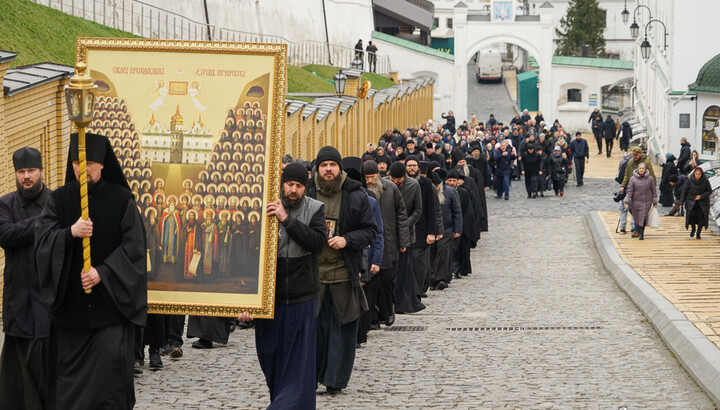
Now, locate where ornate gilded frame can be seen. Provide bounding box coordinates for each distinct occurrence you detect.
[77,38,285,318]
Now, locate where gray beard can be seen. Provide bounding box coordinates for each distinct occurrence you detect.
[318,172,343,193]
[367,180,383,200]
[16,180,43,200]
[437,184,445,206]
[463,165,470,177]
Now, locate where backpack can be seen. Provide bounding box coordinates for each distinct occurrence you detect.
[615,154,633,184]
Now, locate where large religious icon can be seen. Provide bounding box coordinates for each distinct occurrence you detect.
[77,38,285,318]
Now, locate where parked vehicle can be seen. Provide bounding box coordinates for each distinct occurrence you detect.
[476,49,503,82]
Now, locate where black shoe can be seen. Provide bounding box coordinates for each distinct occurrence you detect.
[169,346,183,358]
[437,281,448,290]
[228,320,237,333]
[638,226,645,240]
[237,320,254,329]
[159,344,171,356]
[385,314,395,326]
[454,272,461,279]
[134,361,143,376]
[192,339,213,349]
[540,192,544,197]
[149,351,163,370]
[326,387,343,395]
[419,292,427,298]
[690,228,696,238]
[504,197,509,200]
[527,194,531,198]
[370,322,380,330]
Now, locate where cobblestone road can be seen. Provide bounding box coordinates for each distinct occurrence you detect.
[131,178,713,409]
[467,63,518,124]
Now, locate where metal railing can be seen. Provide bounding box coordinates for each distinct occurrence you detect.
[31,0,392,74]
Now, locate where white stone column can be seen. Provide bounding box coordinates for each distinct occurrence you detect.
[539,4,554,121]
[453,2,469,123]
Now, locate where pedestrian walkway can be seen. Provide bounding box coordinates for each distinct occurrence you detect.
[131,185,712,408]
[583,142,627,179]
[596,211,720,349]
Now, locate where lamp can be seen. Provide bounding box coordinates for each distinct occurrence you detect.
[333,70,347,96]
[64,62,97,295]
[351,56,363,70]
[630,21,640,39]
[621,0,630,24]
[640,38,652,61]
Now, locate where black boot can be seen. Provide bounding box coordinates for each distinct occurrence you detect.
[149,349,163,370]
[638,226,645,240]
[697,226,702,239]
[690,225,696,238]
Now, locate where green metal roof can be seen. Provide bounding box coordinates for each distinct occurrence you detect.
[528,56,539,69]
[516,70,538,81]
[689,53,720,93]
[551,56,633,70]
[371,31,454,62]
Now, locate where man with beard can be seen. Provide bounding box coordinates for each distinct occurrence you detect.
[405,155,441,297]
[308,146,377,394]
[430,170,462,290]
[0,148,52,409]
[453,148,486,234]
[237,163,326,409]
[450,170,479,278]
[376,156,389,177]
[363,160,409,328]
[467,143,490,231]
[388,162,425,314]
[35,133,147,409]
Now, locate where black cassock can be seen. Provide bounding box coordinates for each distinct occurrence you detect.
[468,158,490,232]
[452,184,478,276]
[35,179,147,410]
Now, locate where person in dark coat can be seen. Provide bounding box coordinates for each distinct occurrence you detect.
[591,114,604,154]
[548,146,570,196]
[238,163,327,409]
[0,147,52,410]
[624,163,658,240]
[363,160,410,327]
[520,146,541,198]
[431,170,462,289]
[450,170,478,278]
[677,138,691,173]
[659,153,678,207]
[442,111,456,135]
[308,146,378,393]
[667,174,687,217]
[617,120,632,153]
[602,115,617,157]
[35,133,147,409]
[493,140,516,200]
[681,167,713,239]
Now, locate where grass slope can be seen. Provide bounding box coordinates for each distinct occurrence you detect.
[302,64,396,90]
[287,65,334,94]
[0,0,138,67]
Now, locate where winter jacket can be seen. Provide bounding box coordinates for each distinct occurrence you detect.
[625,169,658,227]
[677,142,691,172]
[395,176,422,244]
[521,151,541,176]
[376,178,410,268]
[362,193,384,283]
[493,148,517,176]
[548,152,570,181]
[681,170,713,229]
[307,174,378,287]
[602,118,617,140]
[275,196,327,304]
[440,184,463,236]
[569,138,590,159]
[621,154,656,188]
[673,174,687,201]
[591,116,604,137]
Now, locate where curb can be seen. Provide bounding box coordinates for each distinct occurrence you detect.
[586,212,720,404]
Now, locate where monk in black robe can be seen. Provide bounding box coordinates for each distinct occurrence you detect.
[451,171,479,278]
[35,133,147,410]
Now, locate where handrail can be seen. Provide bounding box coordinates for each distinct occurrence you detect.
[31,0,392,73]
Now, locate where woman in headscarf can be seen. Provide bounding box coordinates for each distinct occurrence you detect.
[659,152,678,207]
[624,162,658,240]
[681,166,712,239]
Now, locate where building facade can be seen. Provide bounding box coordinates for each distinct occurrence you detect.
[142,106,213,165]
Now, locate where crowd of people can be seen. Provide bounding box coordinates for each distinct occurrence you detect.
[0,105,716,409]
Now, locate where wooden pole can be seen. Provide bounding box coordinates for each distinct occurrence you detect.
[77,127,92,295]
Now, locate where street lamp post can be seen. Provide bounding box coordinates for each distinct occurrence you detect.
[64,62,97,295]
[640,19,669,62]
[621,0,630,24]
[333,70,347,96]
[622,4,652,40]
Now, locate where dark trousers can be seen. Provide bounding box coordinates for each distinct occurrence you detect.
[593,131,603,153]
[524,174,537,195]
[376,262,397,321]
[0,335,48,410]
[135,314,166,363]
[573,157,586,185]
[165,314,186,347]
[430,235,453,284]
[316,290,359,390]
[256,299,317,410]
[605,138,614,156]
[452,236,472,276]
[553,178,566,194]
[412,246,430,294]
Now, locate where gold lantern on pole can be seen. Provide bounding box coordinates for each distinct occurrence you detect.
[64,62,97,295]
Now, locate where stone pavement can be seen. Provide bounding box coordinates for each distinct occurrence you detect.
[467,63,517,124]
[132,179,713,409]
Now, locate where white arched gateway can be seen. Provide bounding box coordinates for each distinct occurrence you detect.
[451,1,555,123]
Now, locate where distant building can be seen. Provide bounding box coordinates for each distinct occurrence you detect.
[142,106,213,164]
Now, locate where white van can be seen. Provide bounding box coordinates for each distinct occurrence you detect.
[476,50,503,82]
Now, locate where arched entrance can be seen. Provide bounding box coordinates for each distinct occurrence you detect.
[451,2,555,123]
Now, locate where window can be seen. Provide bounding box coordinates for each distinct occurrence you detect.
[702,105,719,156]
[567,88,582,102]
[679,113,690,129]
[602,10,607,28]
[433,18,439,29]
[447,18,453,29]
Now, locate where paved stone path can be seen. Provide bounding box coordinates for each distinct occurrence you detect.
[132,178,713,409]
[467,63,518,125]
